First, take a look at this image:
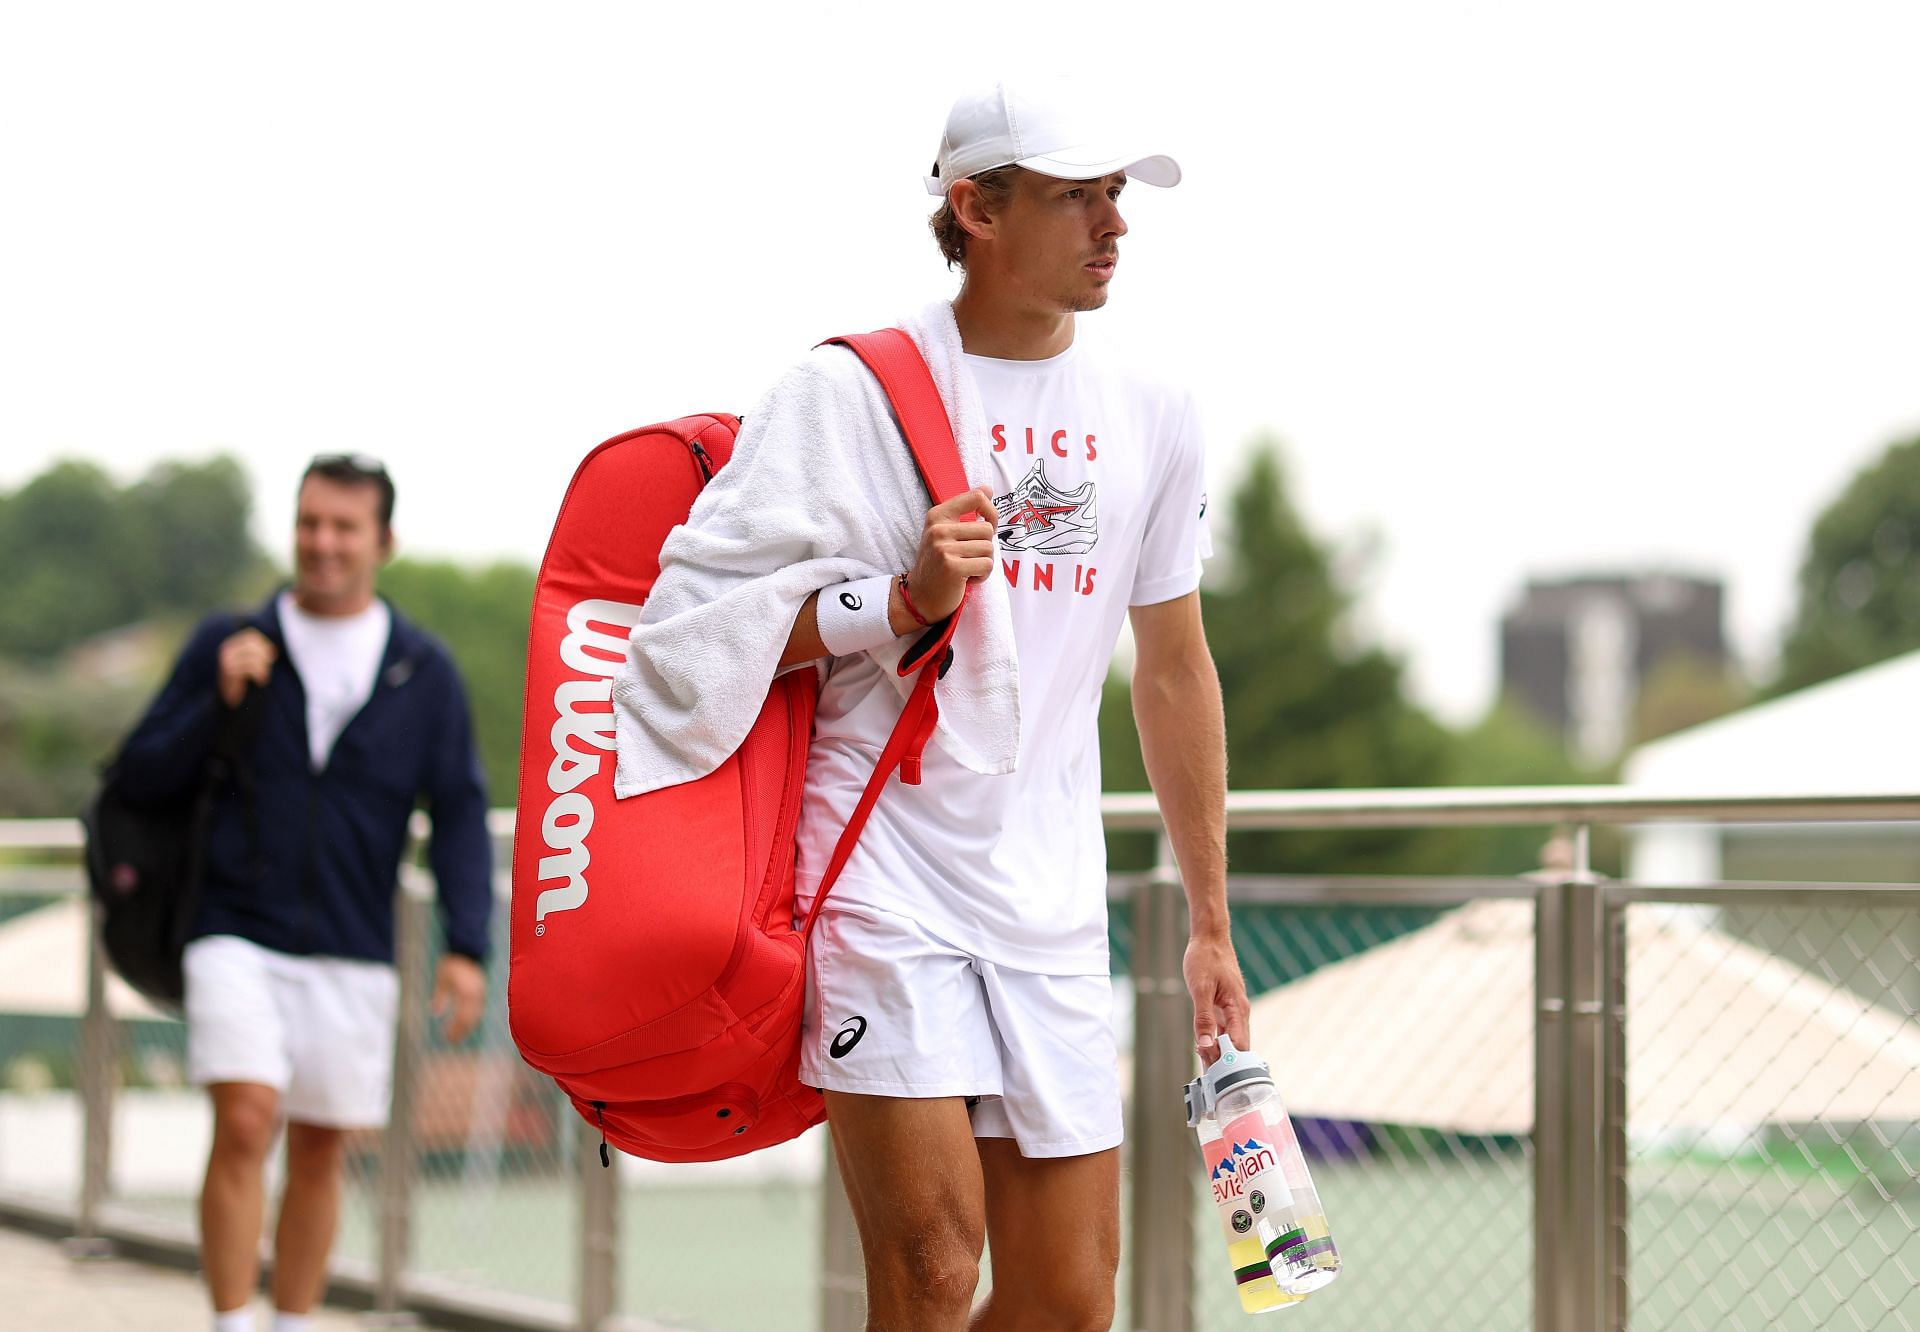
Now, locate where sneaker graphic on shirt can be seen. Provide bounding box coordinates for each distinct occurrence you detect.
[995,460,1099,555]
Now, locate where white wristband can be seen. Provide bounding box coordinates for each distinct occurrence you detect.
[816,575,898,656]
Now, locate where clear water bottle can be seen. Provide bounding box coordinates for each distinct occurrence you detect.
[1185,1035,1341,1313]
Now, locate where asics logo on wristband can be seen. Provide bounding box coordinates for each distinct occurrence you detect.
[840,592,862,611]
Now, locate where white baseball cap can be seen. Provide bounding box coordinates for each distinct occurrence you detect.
[925,80,1181,197]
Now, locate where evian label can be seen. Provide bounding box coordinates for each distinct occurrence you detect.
[1205,1108,1295,1242]
[533,598,641,934]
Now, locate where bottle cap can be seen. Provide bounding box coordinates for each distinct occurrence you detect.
[1182,1034,1274,1127]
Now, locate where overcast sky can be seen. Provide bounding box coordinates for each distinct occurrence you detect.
[5,2,1917,723]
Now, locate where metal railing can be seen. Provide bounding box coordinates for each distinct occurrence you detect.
[2,789,1917,1331]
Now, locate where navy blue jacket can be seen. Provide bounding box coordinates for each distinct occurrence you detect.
[117,594,493,965]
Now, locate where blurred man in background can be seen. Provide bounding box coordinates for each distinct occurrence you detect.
[117,455,493,1332]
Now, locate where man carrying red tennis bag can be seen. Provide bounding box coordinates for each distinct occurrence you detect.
[507,330,979,1163]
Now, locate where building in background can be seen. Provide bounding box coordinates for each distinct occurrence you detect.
[1500,572,1728,765]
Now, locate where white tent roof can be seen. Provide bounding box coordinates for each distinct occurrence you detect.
[1250,900,1920,1134]
[0,898,166,1019]
[1625,650,1920,793]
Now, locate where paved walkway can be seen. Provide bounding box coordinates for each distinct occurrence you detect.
[0,1225,367,1331]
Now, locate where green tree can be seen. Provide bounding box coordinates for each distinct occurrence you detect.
[125,457,269,612]
[1631,652,1748,746]
[1444,697,1616,876]
[0,659,151,817]
[1771,434,1920,696]
[379,557,536,807]
[0,455,268,660]
[0,462,134,658]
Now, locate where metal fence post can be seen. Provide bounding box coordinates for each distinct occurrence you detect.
[1536,828,1607,1332]
[1602,890,1629,1332]
[819,1129,865,1332]
[1129,831,1193,1332]
[69,897,117,1257]
[1564,840,1607,1332]
[375,876,427,1321]
[578,1117,619,1330]
[1534,873,1568,1332]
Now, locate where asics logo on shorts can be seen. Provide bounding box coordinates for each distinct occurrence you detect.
[830,1016,868,1059]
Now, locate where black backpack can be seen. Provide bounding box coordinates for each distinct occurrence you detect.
[81,686,263,1009]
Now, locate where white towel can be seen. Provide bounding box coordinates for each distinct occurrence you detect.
[610,300,1020,799]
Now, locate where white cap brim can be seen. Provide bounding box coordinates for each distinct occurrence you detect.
[924,147,1182,196]
[1020,146,1181,188]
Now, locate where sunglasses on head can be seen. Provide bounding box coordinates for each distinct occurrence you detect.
[308,452,389,479]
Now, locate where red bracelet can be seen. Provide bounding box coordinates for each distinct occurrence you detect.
[896,573,931,628]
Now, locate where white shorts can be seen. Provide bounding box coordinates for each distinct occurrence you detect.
[183,934,400,1129]
[799,905,1123,1159]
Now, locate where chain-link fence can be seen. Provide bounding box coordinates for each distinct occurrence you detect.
[4,793,1919,1332]
[1621,893,1920,1331]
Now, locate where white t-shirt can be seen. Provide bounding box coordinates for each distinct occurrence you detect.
[793,342,1211,974]
[277,591,392,772]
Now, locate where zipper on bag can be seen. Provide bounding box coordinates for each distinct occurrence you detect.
[687,439,716,483]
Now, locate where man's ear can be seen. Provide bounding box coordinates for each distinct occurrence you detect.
[379,528,397,564]
[948,178,1000,246]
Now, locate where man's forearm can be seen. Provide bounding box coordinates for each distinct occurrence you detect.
[780,591,829,668]
[777,581,925,669]
[1132,651,1230,938]
[427,801,494,964]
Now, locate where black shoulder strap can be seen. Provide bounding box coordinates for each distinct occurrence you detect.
[204,682,266,891]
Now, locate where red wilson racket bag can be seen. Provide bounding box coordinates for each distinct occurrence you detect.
[508,330,972,1163]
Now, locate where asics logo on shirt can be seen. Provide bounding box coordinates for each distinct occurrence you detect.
[995,460,1098,556]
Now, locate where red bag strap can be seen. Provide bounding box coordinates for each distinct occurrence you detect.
[798,664,943,939]
[823,329,974,678]
[800,328,977,936]
[824,329,971,504]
